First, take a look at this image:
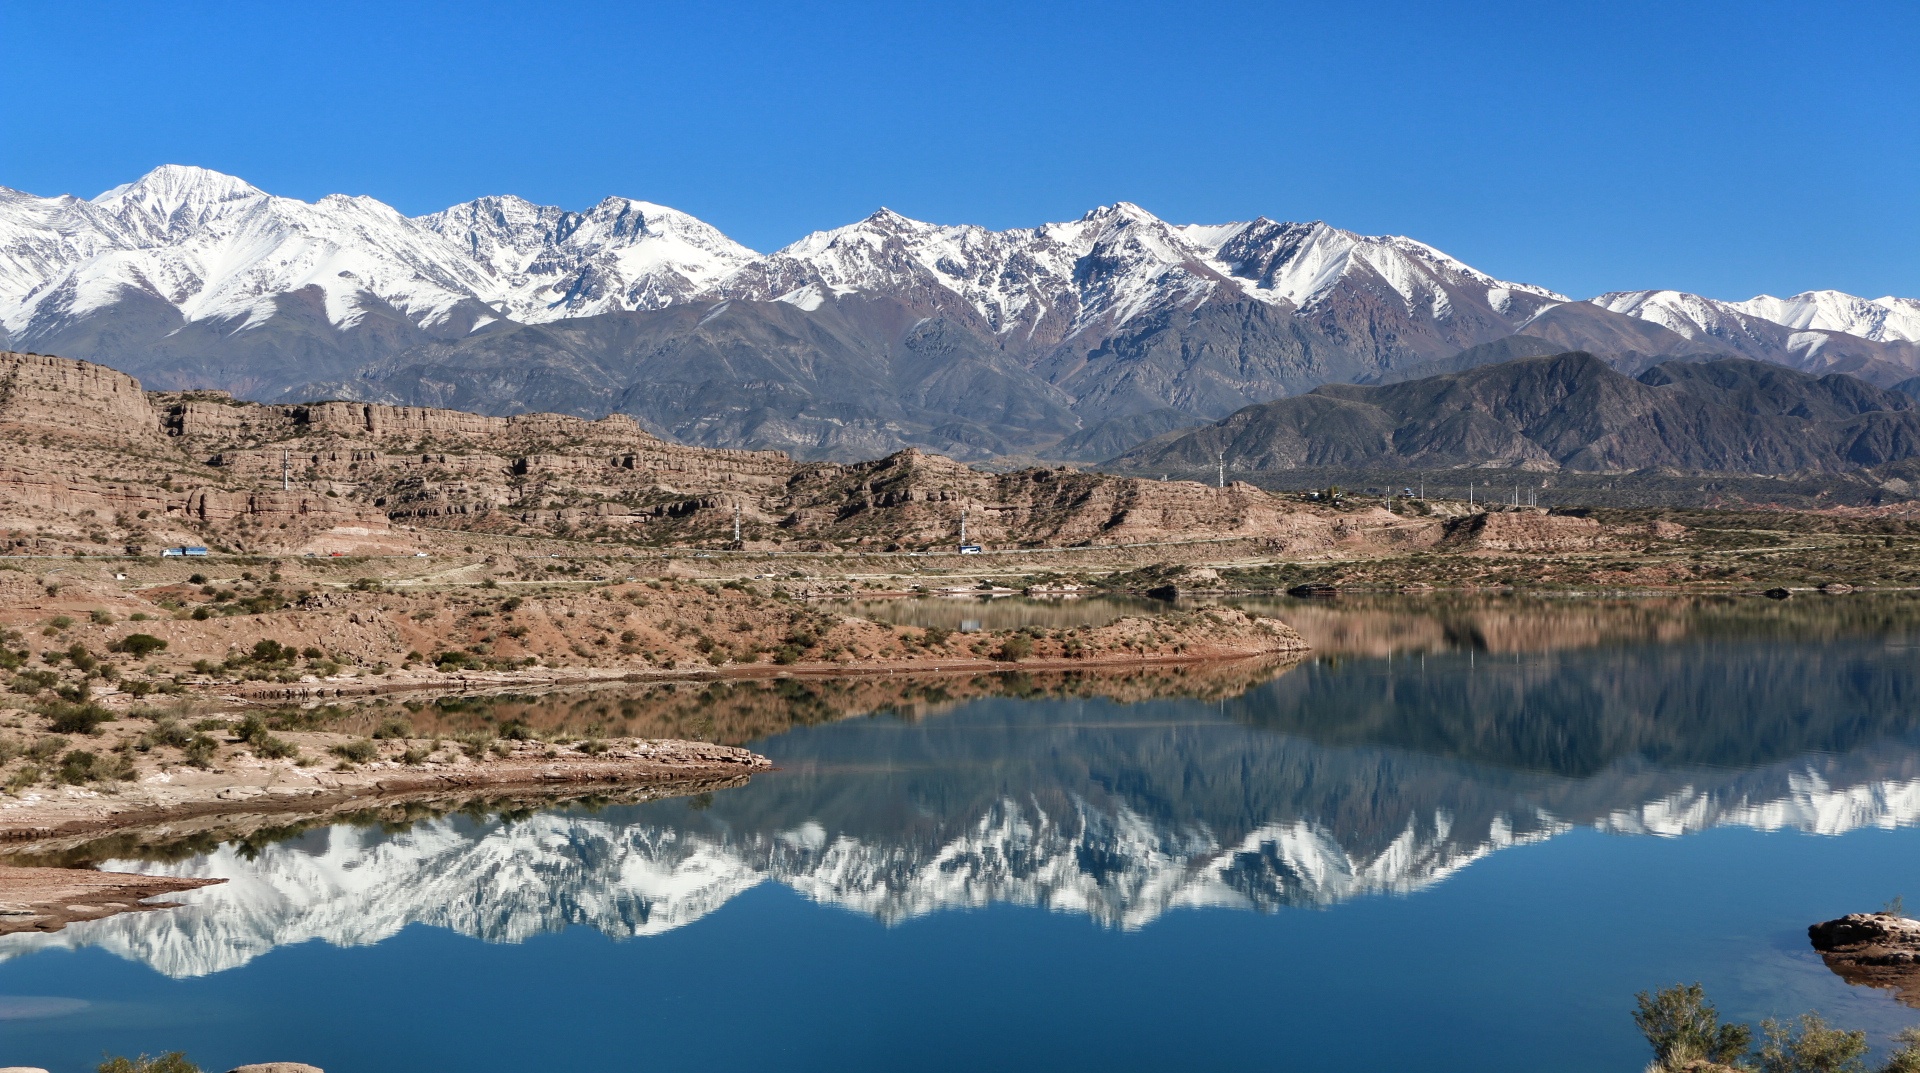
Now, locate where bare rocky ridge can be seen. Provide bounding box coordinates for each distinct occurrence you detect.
[1109,352,1920,479]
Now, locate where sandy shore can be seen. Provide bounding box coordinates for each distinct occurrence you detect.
[0,736,767,854]
[0,864,224,936]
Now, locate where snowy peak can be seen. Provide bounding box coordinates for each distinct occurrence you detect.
[89,164,267,244]
[1730,290,1920,344]
[421,192,757,321]
[1201,218,1567,319]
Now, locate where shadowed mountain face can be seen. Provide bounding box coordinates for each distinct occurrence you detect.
[1108,353,1920,475]
[9,599,1920,978]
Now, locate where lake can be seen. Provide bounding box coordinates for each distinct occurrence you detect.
[4,596,1920,1072]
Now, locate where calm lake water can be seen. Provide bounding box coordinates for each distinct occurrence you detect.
[5,596,1920,1072]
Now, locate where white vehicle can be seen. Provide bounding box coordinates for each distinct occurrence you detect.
[959,544,983,555]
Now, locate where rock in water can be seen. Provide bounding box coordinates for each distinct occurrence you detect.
[1808,912,1920,1007]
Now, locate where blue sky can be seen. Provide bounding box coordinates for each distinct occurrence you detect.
[3,0,1915,301]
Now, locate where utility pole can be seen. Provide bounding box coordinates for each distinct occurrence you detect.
[282,449,290,492]
[1469,481,1474,508]
[1217,451,1226,489]
[959,509,967,545]
[732,501,741,544]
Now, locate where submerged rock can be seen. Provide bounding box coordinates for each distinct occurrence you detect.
[1808,912,1920,1007]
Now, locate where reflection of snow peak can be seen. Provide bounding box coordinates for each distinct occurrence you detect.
[1602,773,1920,838]
[12,766,1918,978]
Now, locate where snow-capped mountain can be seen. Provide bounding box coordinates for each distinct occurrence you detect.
[1593,289,1920,383]
[1731,291,1920,344]
[0,165,498,341]
[715,203,1567,350]
[421,194,758,322]
[3,165,1917,460]
[0,166,1559,351]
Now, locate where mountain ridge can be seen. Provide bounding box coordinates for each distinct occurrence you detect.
[5,165,1918,461]
[1107,353,1920,477]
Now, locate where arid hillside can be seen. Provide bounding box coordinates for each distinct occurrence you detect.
[0,350,1346,557]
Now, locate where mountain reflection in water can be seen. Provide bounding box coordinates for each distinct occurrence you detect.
[5,596,1920,979]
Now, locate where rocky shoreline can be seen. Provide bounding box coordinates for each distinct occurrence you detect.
[1809,911,1920,1007]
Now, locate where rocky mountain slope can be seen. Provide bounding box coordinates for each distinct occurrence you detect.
[0,350,1340,556]
[5,166,1917,460]
[1108,353,1920,477]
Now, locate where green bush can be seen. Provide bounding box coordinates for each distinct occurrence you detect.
[1754,1012,1867,1073]
[372,715,413,739]
[251,733,298,760]
[993,633,1034,662]
[42,700,112,735]
[1634,983,1751,1068]
[110,633,168,658]
[181,733,217,767]
[330,738,378,763]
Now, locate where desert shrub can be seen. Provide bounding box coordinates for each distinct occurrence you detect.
[329,738,378,763]
[372,715,412,739]
[1883,1027,1920,1073]
[109,633,168,658]
[28,735,68,762]
[1634,983,1751,1069]
[42,700,112,735]
[90,609,114,625]
[922,626,952,646]
[10,669,59,694]
[249,639,293,664]
[1753,1012,1867,1073]
[66,644,98,673]
[56,749,103,784]
[48,615,73,630]
[98,1053,200,1073]
[251,733,297,760]
[142,718,193,751]
[993,633,1034,662]
[181,733,217,767]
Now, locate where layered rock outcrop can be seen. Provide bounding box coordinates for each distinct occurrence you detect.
[1809,912,1920,1007]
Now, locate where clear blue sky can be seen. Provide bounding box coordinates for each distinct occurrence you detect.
[3,0,1915,301]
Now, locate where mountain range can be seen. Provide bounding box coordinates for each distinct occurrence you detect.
[5,165,1919,461]
[1108,353,1920,477]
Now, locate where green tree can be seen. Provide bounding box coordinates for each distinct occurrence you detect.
[1634,983,1753,1068]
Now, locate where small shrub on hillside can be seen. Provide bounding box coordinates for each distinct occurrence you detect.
[108,633,168,658]
[329,738,377,764]
[41,700,112,735]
